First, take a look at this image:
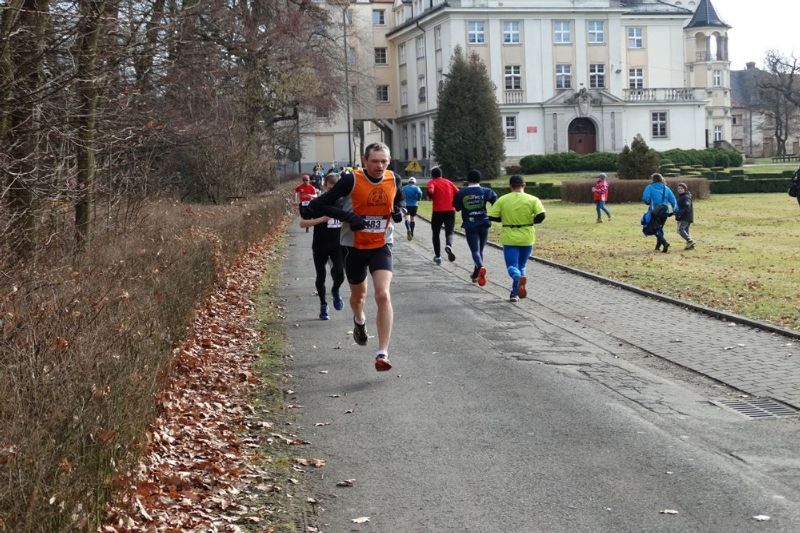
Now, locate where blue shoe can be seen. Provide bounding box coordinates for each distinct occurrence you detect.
[319,304,330,320]
[433,256,442,265]
[332,290,344,311]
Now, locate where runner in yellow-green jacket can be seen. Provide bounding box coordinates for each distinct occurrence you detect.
[487,175,546,302]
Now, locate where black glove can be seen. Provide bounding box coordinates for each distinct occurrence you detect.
[347,213,365,231]
[392,207,406,223]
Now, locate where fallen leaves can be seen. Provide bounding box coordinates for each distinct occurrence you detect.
[336,479,356,487]
[102,227,315,531]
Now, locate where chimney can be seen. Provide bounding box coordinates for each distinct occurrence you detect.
[746,62,756,70]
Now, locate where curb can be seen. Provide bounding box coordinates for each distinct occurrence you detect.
[417,215,800,341]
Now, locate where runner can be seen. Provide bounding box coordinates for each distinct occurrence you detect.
[295,174,318,232]
[401,176,423,240]
[299,172,346,320]
[426,167,459,264]
[453,169,497,286]
[302,142,405,371]
[487,175,546,302]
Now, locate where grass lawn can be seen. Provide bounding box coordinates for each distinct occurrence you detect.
[416,193,800,331]
[743,164,799,174]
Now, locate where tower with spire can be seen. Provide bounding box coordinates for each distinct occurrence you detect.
[685,0,732,148]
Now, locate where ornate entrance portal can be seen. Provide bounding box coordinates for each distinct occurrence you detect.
[568,118,597,154]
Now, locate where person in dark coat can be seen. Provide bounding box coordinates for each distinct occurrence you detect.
[791,167,800,208]
[675,182,696,250]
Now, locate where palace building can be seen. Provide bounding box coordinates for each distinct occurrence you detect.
[298,0,732,174]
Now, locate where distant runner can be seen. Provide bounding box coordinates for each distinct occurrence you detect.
[302,142,405,371]
[401,177,423,241]
[488,175,546,302]
[299,172,346,320]
[427,167,459,264]
[453,169,497,286]
[295,174,318,233]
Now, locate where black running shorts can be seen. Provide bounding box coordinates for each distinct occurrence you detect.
[343,245,393,284]
[406,206,418,217]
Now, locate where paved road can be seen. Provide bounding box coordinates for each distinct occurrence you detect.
[281,222,800,532]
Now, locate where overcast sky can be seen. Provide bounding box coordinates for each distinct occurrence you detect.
[711,0,798,70]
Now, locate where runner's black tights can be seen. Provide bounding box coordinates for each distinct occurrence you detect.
[313,247,344,305]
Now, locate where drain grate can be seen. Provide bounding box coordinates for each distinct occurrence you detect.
[713,398,800,419]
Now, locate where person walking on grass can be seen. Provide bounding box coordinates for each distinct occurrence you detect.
[453,169,497,286]
[675,182,696,250]
[402,176,423,240]
[302,142,405,372]
[592,173,612,223]
[790,167,800,209]
[488,175,546,302]
[641,173,677,253]
[299,172,346,320]
[427,167,460,264]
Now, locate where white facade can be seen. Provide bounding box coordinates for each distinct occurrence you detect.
[299,0,732,172]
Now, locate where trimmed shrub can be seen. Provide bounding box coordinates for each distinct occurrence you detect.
[518,151,616,174]
[561,177,710,203]
[710,177,793,194]
[489,182,561,199]
[617,134,660,179]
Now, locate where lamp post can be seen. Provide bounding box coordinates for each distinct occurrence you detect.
[342,6,353,166]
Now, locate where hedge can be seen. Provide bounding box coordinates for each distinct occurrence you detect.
[709,176,793,194]
[517,148,742,175]
[560,178,710,203]
[488,182,562,200]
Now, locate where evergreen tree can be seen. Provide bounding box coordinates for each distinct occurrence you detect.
[617,134,660,179]
[432,47,504,179]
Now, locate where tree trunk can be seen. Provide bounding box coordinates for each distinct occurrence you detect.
[4,0,49,256]
[74,0,106,247]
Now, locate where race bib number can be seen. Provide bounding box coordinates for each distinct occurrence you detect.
[300,200,310,206]
[362,216,387,233]
[327,218,342,229]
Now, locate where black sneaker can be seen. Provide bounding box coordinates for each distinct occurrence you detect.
[332,290,344,311]
[470,267,480,283]
[509,292,519,303]
[319,304,330,320]
[655,242,662,251]
[662,242,670,254]
[353,319,368,346]
[407,230,413,241]
[374,353,392,372]
[445,245,456,262]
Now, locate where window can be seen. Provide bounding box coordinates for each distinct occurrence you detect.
[400,80,408,106]
[345,9,353,26]
[627,27,643,48]
[553,20,571,44]
[588,20,604,44]
[411,124,417,158]
[503,21,520,44]
[347,46,355,65]
[714,125,722,141]
[434,25,442,50]
[713,70,722,87]
[374,47,387,65]
[589,64,605,89]
[372,9,385,26]
[402,125,409,160]
[468,21,485,44]
[418,75,426,102]
[629,67,644,89]
[652,111,668,138]
[556,64,572,89]
[504,116,517,139]
[376,85,389,103]
[420,122,427,158]
[437,69,444,92]
[505,65,522,90]
[416,36,425,59]
[398,43,406,65]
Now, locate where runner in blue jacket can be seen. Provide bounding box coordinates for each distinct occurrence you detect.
[454,169,498,285]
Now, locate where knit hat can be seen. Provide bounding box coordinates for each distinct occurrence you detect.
[467,169,482,183]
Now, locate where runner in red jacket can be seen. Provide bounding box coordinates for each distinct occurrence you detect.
[427,167,460,264]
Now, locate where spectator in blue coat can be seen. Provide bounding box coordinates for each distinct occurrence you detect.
[641,173,677,253]
[401,177,423,240]
[454,169,498,285]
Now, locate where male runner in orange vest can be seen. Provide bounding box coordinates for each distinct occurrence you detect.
[303,142,405,371]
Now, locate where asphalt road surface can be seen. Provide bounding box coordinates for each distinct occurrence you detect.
[282,222,800,532]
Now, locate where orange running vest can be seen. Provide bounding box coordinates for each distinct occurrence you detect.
[351,168,397,249]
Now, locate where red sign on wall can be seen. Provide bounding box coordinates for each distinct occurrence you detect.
[527,126,538,133]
